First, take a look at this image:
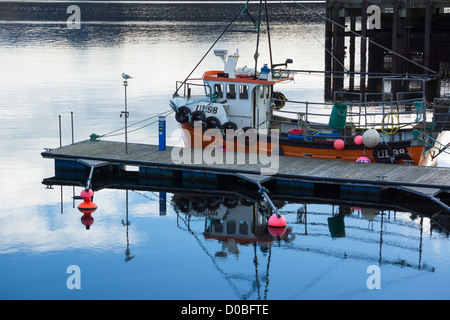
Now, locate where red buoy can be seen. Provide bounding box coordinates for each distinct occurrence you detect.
[268,213,287,228]
[78,201,97,215]
[268,226,287,237]
[81,213,94,230]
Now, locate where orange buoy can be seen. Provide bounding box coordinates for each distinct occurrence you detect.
[78,201,97,215]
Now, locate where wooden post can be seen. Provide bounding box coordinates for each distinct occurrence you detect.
[360,1,367,101]
[424,0,431,71]
[332,1,339,94]
[424,0,435,101]
[391,3,399,97]
[324,3,333,100]
[331,1,345,94]
[349,16,356,91]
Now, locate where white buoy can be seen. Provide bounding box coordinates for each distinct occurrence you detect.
[362,129,380,148]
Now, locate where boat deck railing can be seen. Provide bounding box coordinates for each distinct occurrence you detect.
[175,79,210,100]
[269,96,431,140]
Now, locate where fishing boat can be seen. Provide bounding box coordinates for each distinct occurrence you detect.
[169,2,450,166]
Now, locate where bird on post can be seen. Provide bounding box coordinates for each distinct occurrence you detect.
[122,73,133,80]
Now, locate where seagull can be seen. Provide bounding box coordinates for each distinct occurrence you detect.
[122,73,133,80]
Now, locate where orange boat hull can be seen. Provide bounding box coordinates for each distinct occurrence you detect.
[178,122,427,165]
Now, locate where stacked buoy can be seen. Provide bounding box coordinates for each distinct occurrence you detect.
[78,189,97,229]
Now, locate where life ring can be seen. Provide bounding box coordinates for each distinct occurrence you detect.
[273,91,287,110]
[189,110,206,130]
[175,106,191,123]
[393,153,413,165]
[373,143,394,163]
[205,116,221,129]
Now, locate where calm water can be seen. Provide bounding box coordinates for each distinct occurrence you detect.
[0,2,449,301]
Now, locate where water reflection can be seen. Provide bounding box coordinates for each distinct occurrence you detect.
[52,179,446,277]
[170,191,442,272]
[2,2,449,298]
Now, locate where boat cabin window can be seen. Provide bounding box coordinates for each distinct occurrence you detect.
[226,84,236,99]
[214,84,223,98]
[239,85,249,99]
[227,221,236,234]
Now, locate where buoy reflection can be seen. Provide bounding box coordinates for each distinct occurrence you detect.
[77,188,97,229]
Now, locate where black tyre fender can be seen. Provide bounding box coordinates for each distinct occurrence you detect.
[223,197,238,209]
[373,143,394,163]
[237,126,257,146]
[205,116,221,129]
[175,106,191,123]
[189,110,206,130]
[393,153,413,165]
[221,121,238,131]
[221,121,238,141]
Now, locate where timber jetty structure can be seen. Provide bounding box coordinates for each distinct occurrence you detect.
[324,0,450,101]
[42,140,450,215]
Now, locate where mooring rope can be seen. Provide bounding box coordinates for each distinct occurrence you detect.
[90,109,174,141]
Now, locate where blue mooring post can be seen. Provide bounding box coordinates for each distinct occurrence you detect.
[159,192,167,216]
[158,116,166,151]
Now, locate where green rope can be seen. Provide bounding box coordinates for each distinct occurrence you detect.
[412,129,450,156]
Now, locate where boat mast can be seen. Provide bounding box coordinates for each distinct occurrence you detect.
[174,0,251,97]
[264,0,273,69]
[254,0,264,76]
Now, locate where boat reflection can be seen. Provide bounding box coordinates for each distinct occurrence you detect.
[170,191,444,273]
[43,177,449,298]
[172,193,295,247]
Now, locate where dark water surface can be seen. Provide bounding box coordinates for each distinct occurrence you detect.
[0,2,449,301]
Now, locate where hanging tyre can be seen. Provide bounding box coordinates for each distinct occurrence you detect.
[221,121,238,131]
[373,143,394,163]
[237,126,257,146]
[221,121,238,142]
[223,197,238,208]
[175,106,191,123]
[205,116,221,129]
[393,153,413,165]
[189,110,206,130]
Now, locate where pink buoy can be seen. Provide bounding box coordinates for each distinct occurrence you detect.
[356,156,371,163]
[80,189,94,202]
[81,213,94,230]
[268,226,287,237]
[354,135,363,145]
[268,214,287,228]
[334,139,345,150]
